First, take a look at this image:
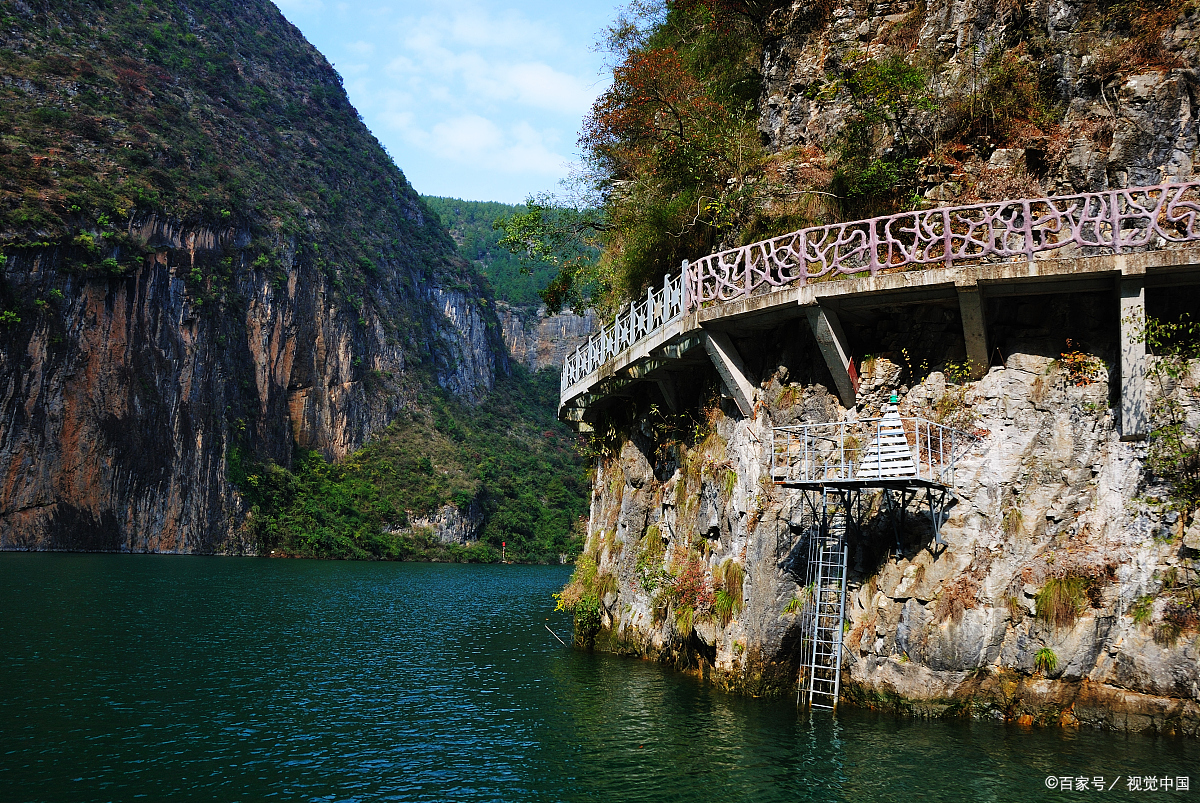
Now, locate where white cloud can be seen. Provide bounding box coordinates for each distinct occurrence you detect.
[500,123,570,176]
[389,114,570,178]
[447,9,562,51]
[503,63,595,114]
[373,88,416,132]
[385,38,598,116]
[429,114,504,158]
[272,0,609,200]
[383,55,416,76]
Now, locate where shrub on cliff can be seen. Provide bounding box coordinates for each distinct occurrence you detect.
[1035,572,1099,629]
[712,558,744,625]
[664,556,714,635]
[1143,314,1200,512]
[554,548,606,643]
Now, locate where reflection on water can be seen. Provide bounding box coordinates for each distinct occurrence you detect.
[0,554,1194,802]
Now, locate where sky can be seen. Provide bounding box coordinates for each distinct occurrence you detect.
[271,0,620,203]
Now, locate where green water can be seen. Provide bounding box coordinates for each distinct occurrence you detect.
[0,554,1194,802]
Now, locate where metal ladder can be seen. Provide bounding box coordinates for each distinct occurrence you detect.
[800,492,850,710]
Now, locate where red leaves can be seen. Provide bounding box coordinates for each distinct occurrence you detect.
[669,556,714,612]
[115,67,147,94]
[581,47,726,174]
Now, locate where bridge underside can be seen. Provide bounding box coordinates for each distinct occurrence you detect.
[559,247,1200,439]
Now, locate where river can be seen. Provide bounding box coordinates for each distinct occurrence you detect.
[0,554,1194,801]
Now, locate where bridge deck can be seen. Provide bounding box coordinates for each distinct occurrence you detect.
[560,244,1200,426]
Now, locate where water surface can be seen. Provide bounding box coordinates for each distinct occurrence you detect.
[0,554,1194,801]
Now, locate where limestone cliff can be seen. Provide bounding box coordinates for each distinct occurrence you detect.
[0,223,503,553]
[0,0,508,553]
[574,295,1200,733]
[496,302,598,372]
[758,0,1199,201]
[558,0,1200,731]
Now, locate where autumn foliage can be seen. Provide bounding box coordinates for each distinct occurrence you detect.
[497,0,822,312]
[583,47,727,175]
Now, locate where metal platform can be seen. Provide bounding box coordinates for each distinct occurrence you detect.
[771,411,976,487]
[777,402,978,711]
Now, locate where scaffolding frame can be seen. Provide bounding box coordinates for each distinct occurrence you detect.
[774,413,977,712]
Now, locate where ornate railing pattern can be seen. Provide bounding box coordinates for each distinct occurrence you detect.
[771,418,978,486]
[561,182,1200,395]
[560,272,686,391]
[689,182,1200,304]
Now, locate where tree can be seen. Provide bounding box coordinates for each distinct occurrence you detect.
[497,1,767,312]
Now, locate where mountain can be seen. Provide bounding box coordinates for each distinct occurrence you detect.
[0,0,585,559]
[420,195,601,375]
[421,196,559,309]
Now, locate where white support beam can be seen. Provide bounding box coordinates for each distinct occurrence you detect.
[804,305,856,408]
[956,282,990,379]
[703,331,755,417]
[1119,278,1147,441]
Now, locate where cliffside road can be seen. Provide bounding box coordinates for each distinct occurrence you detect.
[564,187,1200,732]
[561,183,1200,449]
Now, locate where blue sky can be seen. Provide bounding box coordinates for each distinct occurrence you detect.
[272,0,619,203]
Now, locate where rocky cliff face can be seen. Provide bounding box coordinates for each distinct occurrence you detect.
[392,502,485,546]
[496,302,598,372]
[758,0,1200,199]
[0,217,502,554]
[561,0,1200,731]
[576,302,1200,733]
[431,288,507,402]
[0,0,508,553]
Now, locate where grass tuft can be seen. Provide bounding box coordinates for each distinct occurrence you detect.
[1034,646,1058,674]
[1035,572,1096,629]
[711,558,744,625]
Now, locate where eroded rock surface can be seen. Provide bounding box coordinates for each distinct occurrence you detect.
[580,344,1199,733]
[0,218,503,553]
[760,0,1200,197]
[496,302,598,372]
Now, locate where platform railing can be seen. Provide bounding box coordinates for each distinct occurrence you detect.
[560,271,686,392]
[688,181,1200,304]
[771,417,978,486]
[560,182,1200,398]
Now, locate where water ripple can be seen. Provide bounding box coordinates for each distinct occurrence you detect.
[0,554,1195,802]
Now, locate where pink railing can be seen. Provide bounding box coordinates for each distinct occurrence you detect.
[561,182,1200,397]
[689,182,1200,304]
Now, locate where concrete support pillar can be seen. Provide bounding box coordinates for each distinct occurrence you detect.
[703,330,755,417]
[956,282,990,379]
[804,305,857,408]
[655,375,678,412]
[1119,278,1147,441]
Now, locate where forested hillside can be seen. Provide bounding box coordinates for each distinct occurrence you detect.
[421,196,558,307]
